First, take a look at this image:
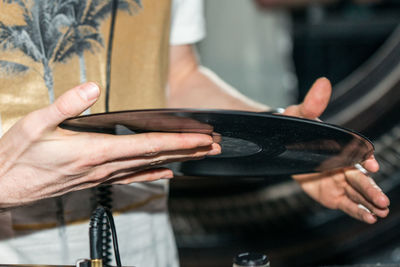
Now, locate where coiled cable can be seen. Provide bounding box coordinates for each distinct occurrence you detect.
[90,206,122,267]
[95,0,119,264]
[95,186,113,265]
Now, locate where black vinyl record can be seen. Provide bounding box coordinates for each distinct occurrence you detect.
[60,109,374,177]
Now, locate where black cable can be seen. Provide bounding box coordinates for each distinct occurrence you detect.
[89,206,122,267]
[95,186,113,265]
[105,0,119,112]
[104,208,121,266]
[94,0,119,264]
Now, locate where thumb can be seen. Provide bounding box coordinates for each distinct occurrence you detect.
[299,77,332,119]
[39,82,100,128]
[284,77,332,119]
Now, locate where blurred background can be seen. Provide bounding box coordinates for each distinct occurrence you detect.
[168,0,400,266]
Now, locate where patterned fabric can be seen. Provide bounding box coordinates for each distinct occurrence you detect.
[0,0,170,133]
[0,0,177,266]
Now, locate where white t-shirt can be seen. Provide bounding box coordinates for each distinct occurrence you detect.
[170,0,206,46]
[0,1,205,266]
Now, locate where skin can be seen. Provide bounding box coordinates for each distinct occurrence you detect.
[168,44,389,224]
[0,82,221,209]
[284,78,388,224]
[0,43,390,224]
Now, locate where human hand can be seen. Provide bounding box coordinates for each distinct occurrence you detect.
[0,83,220,209]
[284,78,389,223]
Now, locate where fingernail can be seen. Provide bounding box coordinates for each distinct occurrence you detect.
[369,213,377,223]
[163,175,174,179]
[78,82,100,101]
[207,148,221,156]
[379,195,390,206]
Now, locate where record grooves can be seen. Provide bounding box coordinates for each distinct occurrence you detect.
[60,109,374,177]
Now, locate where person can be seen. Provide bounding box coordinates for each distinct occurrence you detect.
[0,0,389,266]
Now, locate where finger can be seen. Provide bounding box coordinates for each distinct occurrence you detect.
[84,132,216,165]
[344,183,389,218]
[285,78,332,119]
[300,77,332,119]
[107,168,174,185]
[68,168,174,191]
[206,142,222,156]
[361,155,380,173]
[127,113,215,135]
[68,144,219,188]
[337,197,377,224]
[91,144,219,180]
[345,169,390,208]
[31,83,100,129]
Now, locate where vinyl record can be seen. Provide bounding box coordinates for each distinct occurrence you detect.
[60,109,374,177]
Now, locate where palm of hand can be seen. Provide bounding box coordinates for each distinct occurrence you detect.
[297,171,348,210]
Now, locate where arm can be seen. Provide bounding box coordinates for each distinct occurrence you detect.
[168,44,389,224]
[168,45,268,111]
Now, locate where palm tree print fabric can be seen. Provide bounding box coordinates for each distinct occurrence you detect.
[0,1,175,265]
[0,0,171,133]
[1,0,141,102]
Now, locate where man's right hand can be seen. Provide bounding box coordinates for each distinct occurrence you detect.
[0,83,220,209]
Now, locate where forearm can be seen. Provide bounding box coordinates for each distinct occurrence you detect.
[168,45,270,112]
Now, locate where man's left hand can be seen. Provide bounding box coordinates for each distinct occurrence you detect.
[284,77,390,224]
